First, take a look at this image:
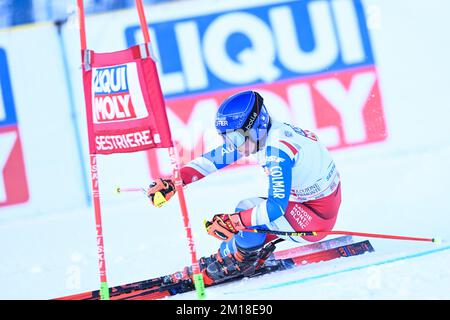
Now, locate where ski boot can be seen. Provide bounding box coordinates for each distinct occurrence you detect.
[164,240,280,287]
[199,240,280,285]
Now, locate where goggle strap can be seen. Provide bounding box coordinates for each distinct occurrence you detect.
[240,92,263,132]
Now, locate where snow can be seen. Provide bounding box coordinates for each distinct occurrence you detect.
[2,0,450,301]
[1,141,450,300]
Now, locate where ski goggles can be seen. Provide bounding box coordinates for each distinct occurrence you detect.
[220,130,248,148]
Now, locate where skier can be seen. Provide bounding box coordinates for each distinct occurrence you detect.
[147,91,341,285]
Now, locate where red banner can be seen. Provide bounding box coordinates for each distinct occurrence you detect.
[81,44,173,155]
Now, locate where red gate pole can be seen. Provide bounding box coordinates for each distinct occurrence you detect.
[135,0,206,299]
[76,0,110,300]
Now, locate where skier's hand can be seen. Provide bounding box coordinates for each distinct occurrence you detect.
[147,178,176,207]
[204,213,246,241]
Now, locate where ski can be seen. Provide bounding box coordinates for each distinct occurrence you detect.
[57,237,373,300]
[273,235,354,260]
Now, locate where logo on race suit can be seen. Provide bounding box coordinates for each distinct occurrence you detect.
[126,0,388,178]
[92,63,148,124]
[270,166,285,199]
[266,155,285,163]
[0,48,29,207]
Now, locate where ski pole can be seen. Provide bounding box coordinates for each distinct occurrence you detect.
[116,183,193,208]
[243,228,442,243]
[115,186,167,208]
[116,187,146,194]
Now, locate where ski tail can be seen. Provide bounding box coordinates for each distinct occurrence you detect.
[286,239,374,267]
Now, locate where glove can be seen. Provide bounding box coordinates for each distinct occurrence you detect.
[204,213,246,241]
[147,178,176,207]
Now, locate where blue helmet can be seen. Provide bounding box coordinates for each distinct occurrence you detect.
[215,91,270,148]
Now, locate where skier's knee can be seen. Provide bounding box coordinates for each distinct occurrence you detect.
[219,230,266,256]
[234,230,267,252]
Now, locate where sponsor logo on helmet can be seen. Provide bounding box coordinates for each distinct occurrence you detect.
[244,112,258,131]
[215,119,228,126]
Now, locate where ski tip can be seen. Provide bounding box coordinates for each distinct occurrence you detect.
[116,187,121,194]
[432,237,445,244]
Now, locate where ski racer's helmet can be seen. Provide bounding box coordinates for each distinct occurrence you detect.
[215,91,270,149]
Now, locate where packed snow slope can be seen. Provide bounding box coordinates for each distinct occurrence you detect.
[1,140,450,299]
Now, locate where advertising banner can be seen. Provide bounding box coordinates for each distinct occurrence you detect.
[82,44,173,155]
[0,48,29,207]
